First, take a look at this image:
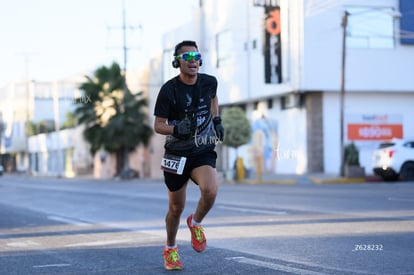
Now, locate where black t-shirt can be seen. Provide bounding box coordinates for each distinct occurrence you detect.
[154,73,218,157]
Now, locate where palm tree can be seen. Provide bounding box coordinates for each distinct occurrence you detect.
[74,62,153,177]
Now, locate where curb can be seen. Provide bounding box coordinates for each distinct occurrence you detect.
[310,176,366,184]
[222,179,296,185]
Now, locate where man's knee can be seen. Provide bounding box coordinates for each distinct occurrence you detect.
[168,200,185,216]
[201,183,218,201]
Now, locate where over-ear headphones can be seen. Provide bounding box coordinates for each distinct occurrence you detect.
[171,56,202,68]
[172,58,180,68]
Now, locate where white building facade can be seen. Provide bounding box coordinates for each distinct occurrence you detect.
[0,79,83,173]
[149,0,414,177]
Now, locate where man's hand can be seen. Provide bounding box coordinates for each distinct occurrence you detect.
[173,119,191,140]
[213,116,224,141]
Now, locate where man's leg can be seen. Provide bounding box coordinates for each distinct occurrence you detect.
[163,182,188,270]
[166,183,187,246]
[190,165,218,223]
[186,165,218,252]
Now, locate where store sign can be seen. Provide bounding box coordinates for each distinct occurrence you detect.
[347,114,403,141]
[263,6,282,84]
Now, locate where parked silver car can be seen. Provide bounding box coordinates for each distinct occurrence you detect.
[372,138,414,181]
[0,164,3,176]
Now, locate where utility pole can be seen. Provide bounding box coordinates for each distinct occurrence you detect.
[339,11,349,177]
[121,0,130,175]
[53,81,62,177]
[16,52,36,175]
[0,112,4,168]
[122,0,128,83]
[107,0,142,177]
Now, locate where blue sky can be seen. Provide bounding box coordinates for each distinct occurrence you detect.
[0,0,195,86]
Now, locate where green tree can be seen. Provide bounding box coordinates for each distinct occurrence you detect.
[36,120,55,134]
[60,112,77,130]
[74,62,153,177]
[27,121,36,136]
[222,106,251,151]
[222,106,251,180]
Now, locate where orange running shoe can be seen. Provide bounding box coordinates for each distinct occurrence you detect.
[186,213,207,253]
[163,246,183,270]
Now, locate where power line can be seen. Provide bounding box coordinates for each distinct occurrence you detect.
[106,0,142,74]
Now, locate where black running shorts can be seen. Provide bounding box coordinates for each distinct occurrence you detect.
[163,150,217,192]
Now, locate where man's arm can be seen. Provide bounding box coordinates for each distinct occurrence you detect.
[211,95,219,117]
[154,116,174,135]
[211,95,224,141]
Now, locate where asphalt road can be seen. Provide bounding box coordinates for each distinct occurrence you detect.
[0,175,413,274]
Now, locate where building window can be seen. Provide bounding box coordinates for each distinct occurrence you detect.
[254,101,259,110]
[400,0,414,45]
[280,93,302,110]
[346,6,396,49]
[267,98,273,109]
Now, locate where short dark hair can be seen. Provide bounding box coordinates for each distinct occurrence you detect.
[173,40,198,56]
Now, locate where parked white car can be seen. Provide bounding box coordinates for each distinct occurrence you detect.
[372,138,414,181]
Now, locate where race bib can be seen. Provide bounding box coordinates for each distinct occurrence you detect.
[161,154,187,175]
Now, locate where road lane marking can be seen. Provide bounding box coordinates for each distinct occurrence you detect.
[47,215,90,226]
[33,264,71,268]
[226,257,328,275]
[388,197,414,202]
[217,205,287,215]
[65,239,132,247]
[6,240,40,247]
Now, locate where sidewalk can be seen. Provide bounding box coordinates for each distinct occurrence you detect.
[220,172,383,185]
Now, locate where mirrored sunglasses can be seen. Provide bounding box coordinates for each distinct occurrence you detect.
[176,51,202,61]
